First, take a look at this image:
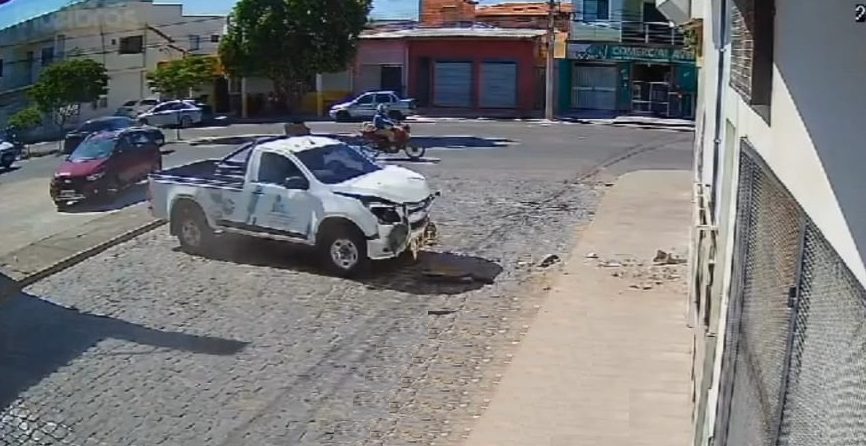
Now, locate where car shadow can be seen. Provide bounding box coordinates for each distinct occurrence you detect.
[182,235,503,295]
[0,165,21,175]
[325,133,514,151]
[411,136,515,150]
[59,183,147,214]
[0,272,248,411]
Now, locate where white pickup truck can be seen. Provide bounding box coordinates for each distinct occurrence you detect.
[148,135,437,276]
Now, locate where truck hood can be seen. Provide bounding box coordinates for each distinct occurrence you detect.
[332,165,431,203]
[0,141,14,152]
[330,101,352,110]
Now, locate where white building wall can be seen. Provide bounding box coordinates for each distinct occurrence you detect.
[690,0,866,444]
[0,0,224,130]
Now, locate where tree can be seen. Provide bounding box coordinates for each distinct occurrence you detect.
[28,59,108,131]
[7,107,43,131]
[147,56,217,98]
[219,0,372,111]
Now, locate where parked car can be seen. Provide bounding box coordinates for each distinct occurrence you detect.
[116,98,162,118]
[137,100,204,128]
[63,116,164,154]
[329,91,416,122]
[51,129,163,210]
[148,135,438,276]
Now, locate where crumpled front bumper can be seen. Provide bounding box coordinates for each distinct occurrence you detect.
[366,194,438,260]
[367,218,432,260]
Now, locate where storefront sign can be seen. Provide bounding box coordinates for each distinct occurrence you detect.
[567,43,695,64]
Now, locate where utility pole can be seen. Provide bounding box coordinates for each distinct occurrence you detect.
[544,0,556,121]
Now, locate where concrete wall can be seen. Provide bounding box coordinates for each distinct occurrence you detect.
[354,39,408,95]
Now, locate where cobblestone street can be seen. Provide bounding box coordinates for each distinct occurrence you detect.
[0,123,692,445]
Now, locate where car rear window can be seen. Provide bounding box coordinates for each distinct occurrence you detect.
[122,100,137,106]
[141,99,159,106]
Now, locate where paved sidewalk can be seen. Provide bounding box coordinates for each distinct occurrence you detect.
[464,169,694,446]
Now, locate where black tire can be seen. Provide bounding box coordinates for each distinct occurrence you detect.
[138,118,149,126]
[55,202,70,212]
[174,202,214,255]
[154,134,165,146]
[336,110,351,122]
[404,145,426,161]
[388,110,403,121]
[317,222,369,277]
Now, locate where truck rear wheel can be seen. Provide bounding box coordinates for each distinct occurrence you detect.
[318,222,369,277]
[174,202,214,255]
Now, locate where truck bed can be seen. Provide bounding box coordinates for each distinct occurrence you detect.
[149,159,245,190]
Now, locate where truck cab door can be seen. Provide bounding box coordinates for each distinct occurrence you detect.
[228,151,316,239]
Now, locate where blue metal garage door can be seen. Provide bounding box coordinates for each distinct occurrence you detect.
[434,62,472,107]
[480,62,517,108]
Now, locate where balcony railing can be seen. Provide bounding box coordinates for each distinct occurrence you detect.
[571,19,686,46]
[621,21,685,45]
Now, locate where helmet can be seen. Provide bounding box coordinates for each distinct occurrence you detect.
[377,103,389,114]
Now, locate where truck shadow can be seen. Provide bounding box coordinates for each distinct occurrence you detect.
[187,236,503,295]
[0,272,249,412]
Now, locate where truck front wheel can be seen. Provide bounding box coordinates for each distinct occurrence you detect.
[174,202,214,255]
[318,222,369,277]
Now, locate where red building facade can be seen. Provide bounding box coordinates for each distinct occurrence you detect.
[407,35,541,115]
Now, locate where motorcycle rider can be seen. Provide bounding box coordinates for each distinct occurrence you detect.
[373,103,397,144]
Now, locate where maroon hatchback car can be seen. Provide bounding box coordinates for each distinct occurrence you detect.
[51,129,163,210]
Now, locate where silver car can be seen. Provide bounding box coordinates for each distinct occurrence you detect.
[329,91,416,122]
[116,98,162,118]
[136,100,203,128]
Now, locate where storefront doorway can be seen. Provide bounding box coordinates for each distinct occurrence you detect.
[631,63,673,115]
[572,64,618,111]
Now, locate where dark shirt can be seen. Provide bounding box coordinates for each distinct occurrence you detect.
[373,113,394,130]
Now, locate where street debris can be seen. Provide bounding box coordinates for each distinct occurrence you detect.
[653,249,687,265]
[585,252,599,259]
[538,254,561,268]
[428,309,457,316]
[599,260,623,268]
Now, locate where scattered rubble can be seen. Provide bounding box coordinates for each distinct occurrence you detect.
[538,254,561,268]
[585,252,599,259]
[653,249,687,265]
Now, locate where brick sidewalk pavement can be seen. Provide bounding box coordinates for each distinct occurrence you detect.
[464,169,694,446]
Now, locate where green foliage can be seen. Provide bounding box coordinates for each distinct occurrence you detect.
[147,56,217,98]
[7,107,43,131]
[219,0,372,107]
[28,59,108,128]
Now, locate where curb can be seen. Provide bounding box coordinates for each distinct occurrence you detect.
[0,219,166,303]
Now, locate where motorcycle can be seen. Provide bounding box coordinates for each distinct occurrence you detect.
[359,122,426,161]
[0,128,25,169]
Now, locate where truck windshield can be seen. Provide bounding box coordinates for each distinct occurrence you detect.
[295,143,381,184]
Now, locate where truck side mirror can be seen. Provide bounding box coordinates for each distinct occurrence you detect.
[283,175,309,190]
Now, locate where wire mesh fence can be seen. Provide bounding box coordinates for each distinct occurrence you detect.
[777,225,866,446]
[719,145,866,446]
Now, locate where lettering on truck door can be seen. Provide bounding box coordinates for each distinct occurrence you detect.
[243,151,315,238]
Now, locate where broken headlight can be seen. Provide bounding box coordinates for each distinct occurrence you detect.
[370,205,402,224]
